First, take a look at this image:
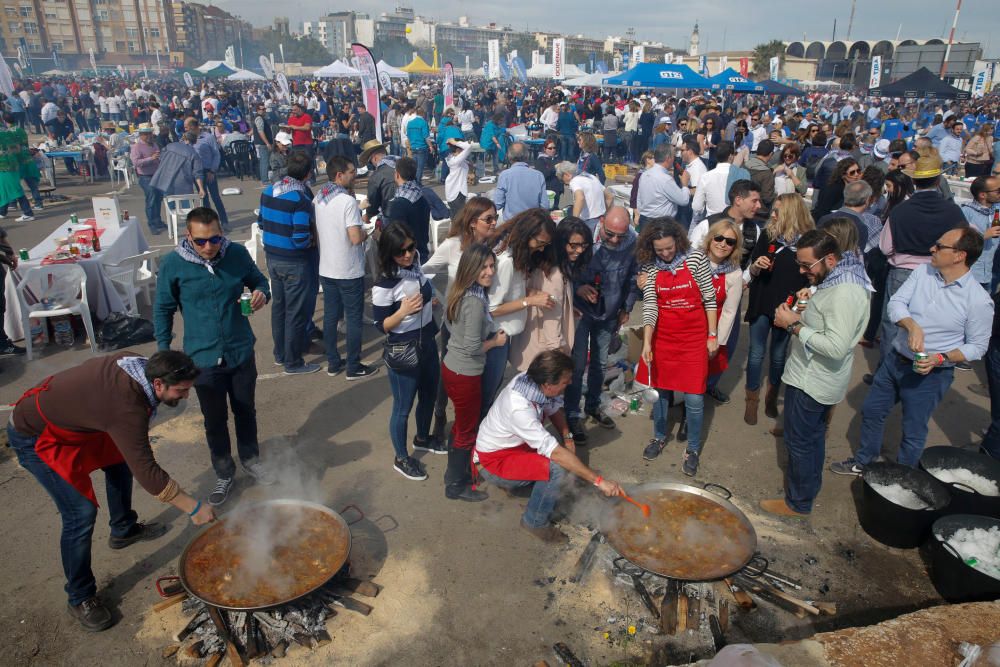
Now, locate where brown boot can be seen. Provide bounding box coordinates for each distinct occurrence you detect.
[744,389,760,425]
[764,381,780,419]
[759,498,809,518]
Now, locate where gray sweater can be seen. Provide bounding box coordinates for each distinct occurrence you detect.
[444,293,492,375]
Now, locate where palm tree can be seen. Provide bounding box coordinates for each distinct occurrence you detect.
[752,40,785,79]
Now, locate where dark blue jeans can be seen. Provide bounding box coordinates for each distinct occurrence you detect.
[387,331,439,459]
[194,357,259,479]
[479,460,567,527]
[983,338,1000,459]
[0,195,32,217]
[782,385,831,514]
[857,353,954,467]
[320,276,364,373]
[138,174,165,233]
[745,314,790,391]
[558,134,576,162]
[266,254,314,370]
[8,424,137,605]
[481,335,510,418]
[412,148,428,184]
[565,316,618,419]
[202,172,229,228]
[23,176,43,207]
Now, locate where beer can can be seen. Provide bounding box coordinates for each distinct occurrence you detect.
[913,352,928,372]
[69,212,79,225]
[240,292,253,316]
[629,396,639,412]
[797,298,809,311]
[18,248,29,260]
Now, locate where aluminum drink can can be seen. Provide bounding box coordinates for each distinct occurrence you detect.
[630,396,639,412]
[69,212,78,225]
[240,292,253,316]
[18,248,28,260]
[913,352,928,372]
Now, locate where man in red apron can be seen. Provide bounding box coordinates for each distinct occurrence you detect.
[8,350,215,631]
[476,350,623,544]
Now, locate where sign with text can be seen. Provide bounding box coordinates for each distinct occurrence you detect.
[869,55,882,89]
[552,38,566,80]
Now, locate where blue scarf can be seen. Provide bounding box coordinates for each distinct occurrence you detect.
[176,237,230,275]
[818,251,874,292]
[397,259,424,283]
[116,356,158,416]
[394,179,423,204]
[380,155,399,171]
[467,283,492,321]
[654,252,688,275]
[711,260,738,277]
[315,181,349,206]
[512,372,562,414]
[272,176,307,198]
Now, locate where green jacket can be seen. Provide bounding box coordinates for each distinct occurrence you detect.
[154,242,271,369]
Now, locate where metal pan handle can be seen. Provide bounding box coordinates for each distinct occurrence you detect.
[703,482,733,500]
[950,481,980,495]
[340,504,365,525]
[742,553,770,578]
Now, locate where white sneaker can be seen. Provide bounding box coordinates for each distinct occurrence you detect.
[15,215,34,222]
[241,460,277,485]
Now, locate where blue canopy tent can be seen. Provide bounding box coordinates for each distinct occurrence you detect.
[707,68,765,93]
[603,63,711,89]
[760,79,807,96]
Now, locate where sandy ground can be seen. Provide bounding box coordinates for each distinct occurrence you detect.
[0,163,993,666]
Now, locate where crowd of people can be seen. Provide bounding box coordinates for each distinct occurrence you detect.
[2,71,1000,632]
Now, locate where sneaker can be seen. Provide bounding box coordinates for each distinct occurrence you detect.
[283,362,321,375]
[346,364,380,381]
[0,342,26,355]
[586,409,616,429]
[520,518,568,544]
[829,458,865,476]
[706,387,730,405]
[643,438,666,461]
[445,484,489,502]
[241,460,277,485]
[568,418,588,444]
[327,364,344,377]
[107,522,168,550]
[393,456,428,481]
[682,450,700,477]
[955,362,973,371]
[413,435,447,455]
[209,477,234,506]
[15,215,34,222]
[67,597,114,632]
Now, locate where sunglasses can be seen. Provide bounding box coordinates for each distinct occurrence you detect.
[846,168,861,176]
[395,243,417,256]
[712,235,737,247]
[478,214,498,223]
[932,242,959,251]
[191,235,224,246]
[602,228,629,240]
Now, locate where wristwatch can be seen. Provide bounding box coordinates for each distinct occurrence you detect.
[786,321,802,335]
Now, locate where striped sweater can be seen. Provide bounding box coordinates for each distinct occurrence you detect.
[641,249,717,328]
[260,182,314,259]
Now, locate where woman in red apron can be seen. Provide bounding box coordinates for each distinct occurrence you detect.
[634,219,719,476]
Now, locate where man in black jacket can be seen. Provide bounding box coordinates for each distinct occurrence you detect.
[359,139,396,222]
[385,157,432,259]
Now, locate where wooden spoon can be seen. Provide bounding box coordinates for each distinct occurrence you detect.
[620,492,651,517]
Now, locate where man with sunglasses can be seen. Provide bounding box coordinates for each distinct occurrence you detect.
[762,230,870,517]
[252,102,274,186]
[832,227,991,477]
[8,350,214,631]
[155,207,274,507]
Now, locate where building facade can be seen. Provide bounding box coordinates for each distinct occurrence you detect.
[303,11,366,58]
[170,2,250,66]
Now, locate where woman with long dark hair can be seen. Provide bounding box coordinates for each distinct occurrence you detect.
[811,157,862,221]
[441,244,505,502]
[634,218,719,476]
[372,223,443,482]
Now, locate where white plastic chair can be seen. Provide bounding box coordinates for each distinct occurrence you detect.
[245,222,261,264]
[163,194,200,242]
[431,218,451,253]
[16,264,97,360]
[111,154,132,189]
[103,250,160,314]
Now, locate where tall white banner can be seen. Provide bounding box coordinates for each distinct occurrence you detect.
[89,47,97,74]
[664,52,674,64]
[224,45,236,69]
[869,55,882,88]
[531,50,541,67]
[769,56,779,80]
[632,45,644,65]
[972,64,988,98]
[720,56,728,73]
[552,37,566,80]
[487,39,500,79]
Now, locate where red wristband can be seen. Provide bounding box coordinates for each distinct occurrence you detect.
[593,475,603,487]
[936,353,946,366]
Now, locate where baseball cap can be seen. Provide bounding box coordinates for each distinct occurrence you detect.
[274,132,293,146]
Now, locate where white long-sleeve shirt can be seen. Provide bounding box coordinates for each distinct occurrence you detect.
[476,375,564,458]
[444,141,473,203]
[692,162,731,217]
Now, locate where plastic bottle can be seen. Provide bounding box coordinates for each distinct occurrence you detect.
[52,316,75,347]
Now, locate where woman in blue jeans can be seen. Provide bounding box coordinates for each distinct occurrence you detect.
[742,193,813,425]
[372,223,444,481]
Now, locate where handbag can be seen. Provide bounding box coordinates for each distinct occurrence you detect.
[382,334,421,371]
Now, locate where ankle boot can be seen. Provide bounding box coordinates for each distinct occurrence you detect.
[744,389,760,425]
[764,381,780,419]
[444,449,487,501]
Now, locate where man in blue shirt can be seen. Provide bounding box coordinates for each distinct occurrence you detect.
[186,117,231,231]
[961,175,1000,291]
[405,108,431,183]
[832,226,993,475]
[494,143,547,220]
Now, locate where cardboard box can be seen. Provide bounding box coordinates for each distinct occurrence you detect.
[625,325,644,366]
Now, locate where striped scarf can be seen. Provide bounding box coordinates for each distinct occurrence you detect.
[176,237,230,275]
[512,372,562,414]
[315,181,349,206]
[394,179,423,204]
[711,260,738,277]
[467,284,492,322]
[396,258,424,283]
[818,251,873,292]
[654,252,688,275]
[272,176,307,198]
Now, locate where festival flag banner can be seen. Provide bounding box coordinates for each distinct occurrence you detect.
[769,56,779,80]
[351,43,382,143]
[531,50,541,67]
[664,52,674,64]
[869,55,882,89]
[260,55,274,80]
[378,70,392,93]
[499,60,512,81]
[143,63,148,79]
[552,38,566,80]
[444,62,454,108]
[488,39,500,79]
[183,72,194,88]
[700,55,708,76]
[0,56,15,97]
[971,63,987,98]
[276,73,289,101]
[224,45,236,69]
[512,57,528,83]
[719,56,728,74]
[739,57,749,78]
[596,60,608,74]
[632,45,645,65]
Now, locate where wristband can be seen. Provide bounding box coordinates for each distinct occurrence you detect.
[707,333,717,339]
[593,475,603,487]
[936,353,946,366]
[563,432,573,440]
[189,500,202,517]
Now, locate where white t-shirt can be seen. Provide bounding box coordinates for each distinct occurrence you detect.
[40,102,59,123]
[570,173,606,220]
[458,109,474,132]
[150,108,163,126]
[98,96,109,114]
[487,250,526,336]
[444,141,473,203]
[106,96,122,114]
[686,157,707,193]
[315,193,365,279]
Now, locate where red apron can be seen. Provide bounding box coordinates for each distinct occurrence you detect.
[14,378,126,506]
[708,272,729,376]
[476,444,551,482]
[635,263,709,395]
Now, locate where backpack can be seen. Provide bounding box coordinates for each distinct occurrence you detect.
[804,151,825,181]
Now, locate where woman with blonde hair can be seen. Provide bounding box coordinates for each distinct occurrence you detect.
[701,219,745,406]
[742,193,814,425]
[441,244,507,502]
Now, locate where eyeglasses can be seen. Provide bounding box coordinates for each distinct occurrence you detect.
[712,235,737,247]
[566,241,591,250]
[797,255,829,270]
[602,228,629,240]
[191,235,224,246]
[394,243,417,256]
[846,168,861,176]
[932,242,959,251]
[478,214,498,223]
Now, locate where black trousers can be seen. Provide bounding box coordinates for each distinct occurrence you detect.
[194,357,259,479]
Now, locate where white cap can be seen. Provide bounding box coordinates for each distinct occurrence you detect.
[274,132,293,146]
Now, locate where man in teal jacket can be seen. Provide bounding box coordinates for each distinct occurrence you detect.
[154,206,273,506]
